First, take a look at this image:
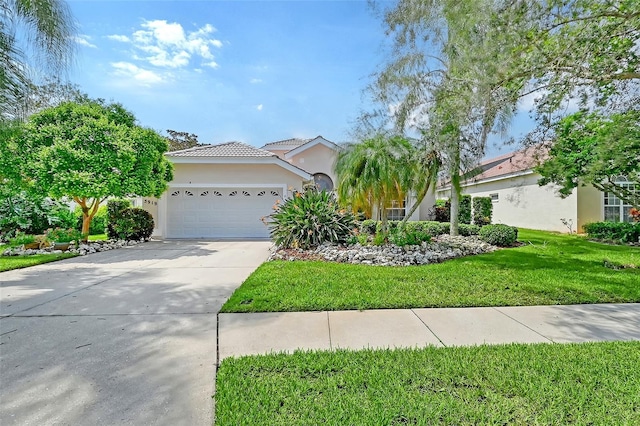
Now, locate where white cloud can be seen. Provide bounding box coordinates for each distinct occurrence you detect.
[202,61,219,69]
[111,61,164,86]
[250,78,262,84]
[107,34,130,43]
[75,35,96,48]
[109,19,223,69]
[256,104,263,111]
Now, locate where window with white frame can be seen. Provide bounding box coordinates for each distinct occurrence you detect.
[603,178,637,223]
[386,198,406,221]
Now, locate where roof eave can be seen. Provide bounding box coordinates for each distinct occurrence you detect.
[437,169,535,191]
[167,155,312,179]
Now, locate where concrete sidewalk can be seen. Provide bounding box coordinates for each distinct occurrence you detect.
[218,303,640,360]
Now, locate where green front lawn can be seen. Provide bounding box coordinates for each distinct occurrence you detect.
[215,342,640,425]
[88,234,108,241]
[221,229,639,312]
[0,253,76,272]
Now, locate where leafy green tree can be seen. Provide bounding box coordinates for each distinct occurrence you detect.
[165,129,200,152]
[537,110,640,209]
[23,77,88,118]
[367,0,519,235]
[1,0,76,120]
[8,100,173,237]
[493,0,640,122]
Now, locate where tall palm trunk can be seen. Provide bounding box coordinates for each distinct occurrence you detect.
[449,144,461,236]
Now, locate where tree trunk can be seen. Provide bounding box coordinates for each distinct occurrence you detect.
[401,188,428,227]
[379,199,388,235]
[449,146,461,236]
[450,185,460,236]
[74,197,99,242]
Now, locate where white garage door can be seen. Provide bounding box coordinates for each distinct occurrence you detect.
[166,187,283,239]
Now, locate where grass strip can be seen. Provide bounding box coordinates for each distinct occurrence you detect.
[0,253,76,272]
[215,341,640,425]
[222,229,639,312]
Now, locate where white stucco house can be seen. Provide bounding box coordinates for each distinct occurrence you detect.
[140,136,341,239]
[435,146,633,233]
[141,134,628,239]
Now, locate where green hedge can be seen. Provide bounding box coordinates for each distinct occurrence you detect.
[459,195,472,224]
[357,221,481,237]
[583,222,640,243]
[479,224,518,247]
[472,197,493,226]
[110,208,155,241]
[107,199,133,240]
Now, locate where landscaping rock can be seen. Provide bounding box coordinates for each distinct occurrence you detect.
[270,234,498,266]
[1,238,151,257]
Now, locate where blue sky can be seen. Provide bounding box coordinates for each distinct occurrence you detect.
[67,0,535,155]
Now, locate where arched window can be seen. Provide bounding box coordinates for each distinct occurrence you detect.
[313,173,334,191]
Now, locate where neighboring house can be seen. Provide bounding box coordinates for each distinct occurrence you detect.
[435,146,635,233]
[140,136,340,239]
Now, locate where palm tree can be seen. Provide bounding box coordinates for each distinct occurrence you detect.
[1,0,75,120]
[336,134,414,234]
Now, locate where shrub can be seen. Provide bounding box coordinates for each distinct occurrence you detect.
[459,195,472,224]
[458,223,481,236]
[46,227,84,243]
[51,206,77,229]
[269,189,356,249]
[75,205,108,235]
[0,189,74,240]
[372,232,387,246]
[109,208,154,241]
[479,224,518,247]
[359,219,378,235]
[8,231,36,247]
[433,199,450,222]
[473,197,493,226]
[583,222,640,243]
[389,227,431,247]
[107,199,132,240]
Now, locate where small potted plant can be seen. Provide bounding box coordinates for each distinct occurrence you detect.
[46,228,84,251]
[9,232,40,250]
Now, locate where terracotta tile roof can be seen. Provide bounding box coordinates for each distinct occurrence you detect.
[166,142,276,158]
[260,138,310,150]
[464,145,548,182]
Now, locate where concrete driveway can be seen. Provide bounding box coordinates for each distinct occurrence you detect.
[0,240,271,426]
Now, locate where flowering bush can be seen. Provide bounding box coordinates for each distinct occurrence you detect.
[46,227,84,243]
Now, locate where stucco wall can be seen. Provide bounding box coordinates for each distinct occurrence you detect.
[418,191,437,220]
[437,172,578,232]
[170,163,306,189]
[288,143,338,185]
[577,185,603,232]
